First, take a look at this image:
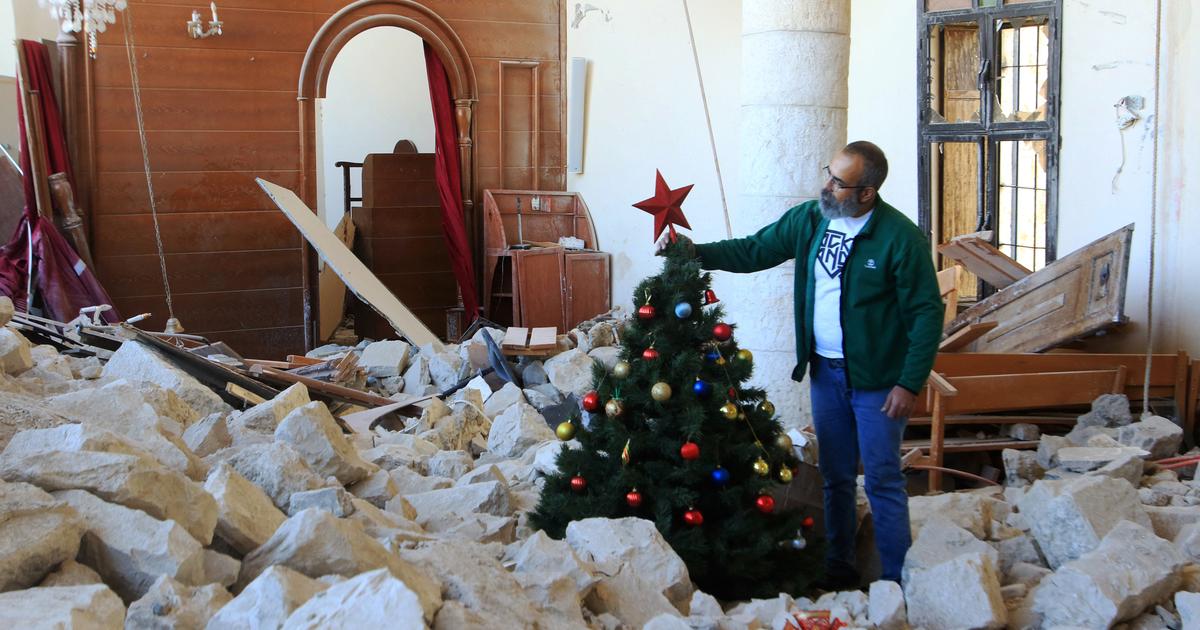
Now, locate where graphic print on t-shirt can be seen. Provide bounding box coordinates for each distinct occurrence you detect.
[817,229,854,278]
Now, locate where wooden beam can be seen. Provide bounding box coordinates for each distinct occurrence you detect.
[937,230,1031,289]
[249,364,395,408]
[939,321,999,352]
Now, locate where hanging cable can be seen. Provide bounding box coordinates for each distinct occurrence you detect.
[121,6,182,333]
[682,0,732,238]
[1141,0,1163,417]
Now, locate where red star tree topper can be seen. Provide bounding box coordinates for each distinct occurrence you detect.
[633,170,693,243]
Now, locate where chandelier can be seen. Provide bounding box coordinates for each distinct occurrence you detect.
[40,0,127,56]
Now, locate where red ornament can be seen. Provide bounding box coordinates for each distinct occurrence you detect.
[633,170,694,243]
[680,441,700,460]
[755,494,776,514]
[582,391,601,412]
[713,323,733,341]
[727,387,738,399]
[683,508,704,526]
[802,516,815,529]
[703,289,720,305]
[638,304,657,320]
[570,475,587,493]
[642,347,660,361]
[626,490,643,508]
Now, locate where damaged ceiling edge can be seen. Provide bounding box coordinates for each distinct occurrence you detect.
[257,178,438,348]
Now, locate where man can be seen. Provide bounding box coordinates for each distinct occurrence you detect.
[672,141,943,586]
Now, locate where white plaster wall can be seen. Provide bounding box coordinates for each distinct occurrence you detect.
[316,26,435,229]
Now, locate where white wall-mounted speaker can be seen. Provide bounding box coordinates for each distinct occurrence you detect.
[567,56,588,174]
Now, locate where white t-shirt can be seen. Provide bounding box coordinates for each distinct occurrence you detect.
[813,210,873,359]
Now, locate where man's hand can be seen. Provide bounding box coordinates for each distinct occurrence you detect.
[881,386,916,419]
[655,233,695,257]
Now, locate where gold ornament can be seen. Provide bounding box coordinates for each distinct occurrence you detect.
[716,356,727,366]
[738,411,747,421]
[651,382,672,402]
[605,399,625,418]
[612,361,631,379]
[556,421,577,441]
[736,349,753,362]
[774,433,793,452]
[759,400,776,416]
[752,457,770,476]
[719,402,739,420]
[778,467,794,483]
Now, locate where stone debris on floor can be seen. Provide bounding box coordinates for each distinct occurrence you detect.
[2,297,1200,629]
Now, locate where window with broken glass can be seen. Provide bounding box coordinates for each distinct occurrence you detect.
[917,0,1061,301]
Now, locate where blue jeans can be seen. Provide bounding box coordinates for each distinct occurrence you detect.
[809,355,911,583]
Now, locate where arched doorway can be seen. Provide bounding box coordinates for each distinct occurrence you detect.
[297,0,478,347]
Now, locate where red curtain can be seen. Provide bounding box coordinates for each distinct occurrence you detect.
[423,41,479,322]
[0,40,118,322]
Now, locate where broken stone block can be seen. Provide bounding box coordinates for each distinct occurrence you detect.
[0,296,11,326]
[404,480,512,527]
[237,382,311,433]
[587,322,615,348]
[359,340,410,377]
[566,517,693,609]
[182,412,232,457]
[1033,520,1185,627]
[402,354,435,396]
[1119,415,1184,460]
[1086,452,1145,486]
[1002,448,1043,487]
[1018,475,1151,568]
[508,530,597,626]
[587,346,621,371]
[282,568,428,629]
[360,441,432,472]
[1077,393,1133,428]
[347,468,398,508]
[868,580,906,630]
[522,361,549,387]
[39,559,103,588]
[997,533,1044,574]
[1056,446,1149,472]
[908,492,994,539]
[483,381,526,418]
[0,480,85,592]
[54,489,205,602]
[1177,591,1200,630]
[208,565,328,630]
[544,349,596,397]
[0,327,33,375]
[1143,504,1200,540]
[904,551,1006,630]
[0,584,126,629]
[423,343,463,391]
[399,540,543,627]
[488,401,555,459]
[274,402,376,485]
[425,449,473,480]
[902,517,998,583]
[288,486,356,518]
[240,509,441,622]
[388,465,452,494]
[202,549,240,589]
[101,340,229,416]
[586,567,684,628]
[205,462,286,555]
[727,593,795,627]
[221,442,329,512]
[125,575,231,629]
[0,449,217,545]
[1036,435,1069,469]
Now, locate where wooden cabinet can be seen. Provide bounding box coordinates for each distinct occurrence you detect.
[483,190,611,331]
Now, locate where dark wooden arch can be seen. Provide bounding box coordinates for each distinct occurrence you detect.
[295,0,479,347]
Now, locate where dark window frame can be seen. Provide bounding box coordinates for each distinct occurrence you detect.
[916,0,1063,278]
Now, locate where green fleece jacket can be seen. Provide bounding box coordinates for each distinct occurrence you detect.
[694,197,943,393]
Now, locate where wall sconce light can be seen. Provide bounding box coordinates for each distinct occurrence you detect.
[187,2,223,39]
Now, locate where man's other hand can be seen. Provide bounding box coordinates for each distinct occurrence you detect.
[881,386,916,419]
[655,233,696,257]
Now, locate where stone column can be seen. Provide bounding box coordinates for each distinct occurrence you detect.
[729,0,849,430]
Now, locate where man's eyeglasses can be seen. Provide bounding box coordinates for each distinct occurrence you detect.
[823,165,869,191]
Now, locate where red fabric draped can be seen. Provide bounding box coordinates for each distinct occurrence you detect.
[423,41,479,322]
[0,40,118,322]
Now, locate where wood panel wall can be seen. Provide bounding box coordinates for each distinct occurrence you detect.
[85,0,565,358]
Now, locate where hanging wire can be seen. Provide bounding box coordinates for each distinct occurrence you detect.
[682,0,732,239]
[1142,0,1163,417]
[121,6,180,331]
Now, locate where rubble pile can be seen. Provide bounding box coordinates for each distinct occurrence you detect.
[3,294,1200,629]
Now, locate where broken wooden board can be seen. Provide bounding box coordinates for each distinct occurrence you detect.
[339,393,438,434]
[501,326,558,355]
[939,321,998,352]
[938,230,1032,289]
[256,178,437,346]
[944,224,1133,353]
[318,213,355,342]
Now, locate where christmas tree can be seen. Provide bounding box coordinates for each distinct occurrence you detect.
[531,172,823,600]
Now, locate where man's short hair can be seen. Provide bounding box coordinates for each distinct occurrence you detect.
[843,141,888,190]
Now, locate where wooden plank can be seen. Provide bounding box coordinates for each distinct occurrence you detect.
[93,212,300,256]
[908,414,1079,426]
[527,327,557,350]
[113,288,303,333]
[205,327,305,361]
[225,382,267,406]
[93,46,303,91]
[932,352,1181,387]
[94,88,300,132]
[94,130,299,173]
[100,4,316,53]
[939,321,998,352]
[251,365,395,408]
[1188,360,1200,449]
[94,171,301,215]
[97,250,301,297]
[938,230,1031,289]
[257,178,437,346]
[285,356,325,367]
[944,224,1134,353]
[903,438,1040,453]
[502,327,529,348]
[940,370,1123,415]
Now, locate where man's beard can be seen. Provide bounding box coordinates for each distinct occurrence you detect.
[819,190,861,219]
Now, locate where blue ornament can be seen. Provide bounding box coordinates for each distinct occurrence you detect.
[711,467,730,486]
[674,302,693,319]
[704,349,720,362]
[692,379,712,398]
